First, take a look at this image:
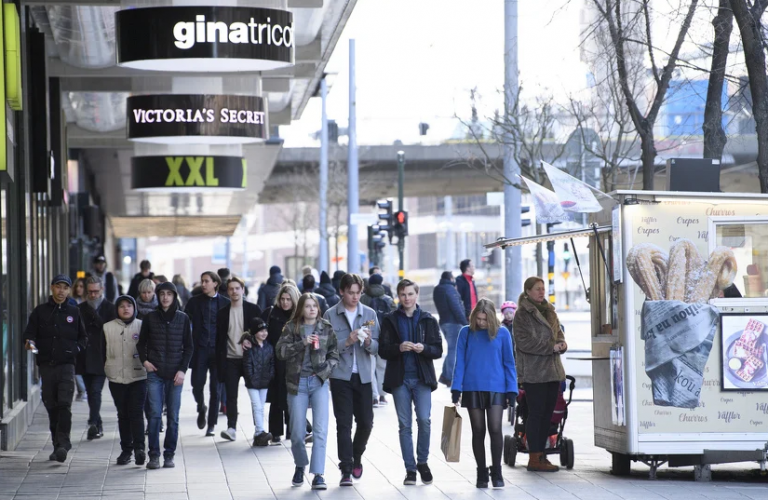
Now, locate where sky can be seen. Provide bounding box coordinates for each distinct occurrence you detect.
[281,0,588,147]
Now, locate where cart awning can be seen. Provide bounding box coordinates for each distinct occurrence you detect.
[484,225,612,250]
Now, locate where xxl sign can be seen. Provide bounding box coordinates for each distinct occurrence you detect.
[131,156,247,190]
[116,6,294,72]
[126,94,267,143]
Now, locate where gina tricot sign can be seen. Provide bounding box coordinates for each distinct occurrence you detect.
[126,94,267,143]
[116,6,294,72]
[131,156,246,190]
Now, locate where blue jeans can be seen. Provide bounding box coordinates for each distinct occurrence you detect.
[391,378,432,471]
[440,323,462,383]
[146,372,182,459]
[287,376,329,475]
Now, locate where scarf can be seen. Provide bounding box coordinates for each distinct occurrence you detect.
[528,297,561,341]
[136,296,158,317]
[159,302,178,323]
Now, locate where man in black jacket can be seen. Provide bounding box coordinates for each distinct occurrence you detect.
[185,271,230,436]
[137,282,193,470]
[128,259,154,299]
[317,271,340,308]
[432,271,468,387]
[78,276,117,440]
[24,274,88,463]
[379,279,443,486]
[216,276,262,442]
[257,265,283,310]
[91,255,118,303]
[302,275,329,315]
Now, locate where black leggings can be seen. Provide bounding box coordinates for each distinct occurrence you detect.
[468,406,504,468]
[524,381,560,453]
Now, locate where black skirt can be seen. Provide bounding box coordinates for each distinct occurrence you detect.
[461,391,507,409]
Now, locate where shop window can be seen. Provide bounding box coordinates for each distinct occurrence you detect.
[591,232,618,336]
[713,219,768,298]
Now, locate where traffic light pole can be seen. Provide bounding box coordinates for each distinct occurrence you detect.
[397,151,405,279]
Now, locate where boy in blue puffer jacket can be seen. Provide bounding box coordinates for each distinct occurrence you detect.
[242,317,275,446]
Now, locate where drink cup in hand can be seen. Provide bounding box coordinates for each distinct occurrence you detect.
[27,340,38,354]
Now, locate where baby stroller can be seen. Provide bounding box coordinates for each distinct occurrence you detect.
[503,375,575,469]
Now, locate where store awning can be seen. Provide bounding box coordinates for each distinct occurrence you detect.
[483,224,611,250]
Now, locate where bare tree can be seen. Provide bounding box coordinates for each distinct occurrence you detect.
[456,87,567,276]
[455,86,566,187]
[586,0,700,190]
[276,167,318,262]
[703,0,735,160]
[326,158,348,272]
[729,0,768,191]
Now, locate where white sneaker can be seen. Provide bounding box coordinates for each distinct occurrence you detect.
[221,428,236,441]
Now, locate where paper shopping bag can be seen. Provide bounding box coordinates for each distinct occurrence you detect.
[441,405,462,462]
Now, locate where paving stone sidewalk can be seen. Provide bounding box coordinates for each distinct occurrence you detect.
[3,376,768,499]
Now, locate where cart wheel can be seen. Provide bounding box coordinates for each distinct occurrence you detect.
[509,436,517,467]
[611,452,631,476]
[563,439,574,470]
[560,439,568,466]
[504,435,512,465]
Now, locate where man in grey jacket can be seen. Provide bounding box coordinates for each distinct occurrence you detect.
[323,273,379,487]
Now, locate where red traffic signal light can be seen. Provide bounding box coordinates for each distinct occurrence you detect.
[394,210,408,238]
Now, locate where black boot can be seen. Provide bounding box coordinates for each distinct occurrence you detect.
[489,465,505,489]
[476,466,489,488]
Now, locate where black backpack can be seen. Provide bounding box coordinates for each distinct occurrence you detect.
[368,296,392,327]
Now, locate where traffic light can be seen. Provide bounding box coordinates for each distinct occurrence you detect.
[367,224,387,266]
[563,243,572,272]
[522,205,531,227]
[377,199,394,242]
[371,225,387,251]
[394,210,409,238]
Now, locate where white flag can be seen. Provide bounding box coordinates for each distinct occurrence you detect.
[521,176,572,224]
[542,162,603,213]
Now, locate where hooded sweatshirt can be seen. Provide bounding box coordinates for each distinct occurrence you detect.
[137,282,194,380]
[104,295,147,384]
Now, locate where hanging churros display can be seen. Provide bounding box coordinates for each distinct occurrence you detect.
[627,239,735,408]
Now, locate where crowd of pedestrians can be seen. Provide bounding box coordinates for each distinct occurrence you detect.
[23,255,570,490]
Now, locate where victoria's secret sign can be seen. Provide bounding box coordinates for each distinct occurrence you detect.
[127,94,267,143]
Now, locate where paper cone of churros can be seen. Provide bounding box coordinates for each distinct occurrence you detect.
[627,239,736,408]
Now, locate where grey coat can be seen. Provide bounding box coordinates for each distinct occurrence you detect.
[513,298,566,384]
[323,302,380,383]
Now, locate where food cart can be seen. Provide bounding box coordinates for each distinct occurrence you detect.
[487,190,768,479]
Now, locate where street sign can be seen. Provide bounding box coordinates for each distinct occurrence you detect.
[350,213,378,226]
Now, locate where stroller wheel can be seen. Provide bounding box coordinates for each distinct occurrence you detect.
[559,438,574,469]
[504,435,517,467]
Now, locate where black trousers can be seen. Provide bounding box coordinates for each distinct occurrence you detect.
[191,346,220,427]
[524,381,560,453]
[39,364,75,450]
[330,374,374,472]
[82,374,106,427]
[224,358,245,429]
[109,380,147,452]
[269,401,290,438]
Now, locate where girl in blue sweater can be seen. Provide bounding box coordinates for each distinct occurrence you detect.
[451,298,517,489]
